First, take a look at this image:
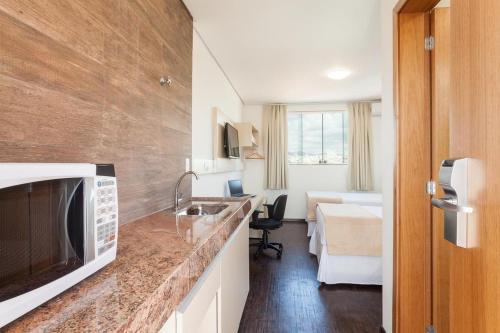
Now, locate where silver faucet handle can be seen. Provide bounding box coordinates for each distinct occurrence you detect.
[174,171,199,210]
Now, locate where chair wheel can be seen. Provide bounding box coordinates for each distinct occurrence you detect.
[277,252,282,259]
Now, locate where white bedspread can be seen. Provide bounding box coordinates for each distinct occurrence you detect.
[309,204,383,285]
[306,191,382,237]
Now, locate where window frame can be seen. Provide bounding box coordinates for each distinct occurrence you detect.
[287,110,348,165]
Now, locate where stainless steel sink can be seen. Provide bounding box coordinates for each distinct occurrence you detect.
[177,203,229,216]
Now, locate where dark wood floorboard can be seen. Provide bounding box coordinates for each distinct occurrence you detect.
[238,221,382,333]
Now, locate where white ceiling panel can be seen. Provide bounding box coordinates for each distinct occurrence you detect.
[184,0,381,104]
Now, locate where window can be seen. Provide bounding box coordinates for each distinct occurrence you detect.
[288,111,348,164]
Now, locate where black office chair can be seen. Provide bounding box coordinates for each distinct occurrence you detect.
[249,194,287,259]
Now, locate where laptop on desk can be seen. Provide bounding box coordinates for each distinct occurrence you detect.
[228,179,255,197]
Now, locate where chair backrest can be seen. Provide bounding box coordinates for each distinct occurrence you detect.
[270,194,287,221]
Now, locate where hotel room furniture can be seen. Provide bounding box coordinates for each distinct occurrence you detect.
[309,203,382,285]
[248,196,267,239]
[234,122,259,148]
[235,122,265,160]
[305,191,382,236]
[249,194,287,259]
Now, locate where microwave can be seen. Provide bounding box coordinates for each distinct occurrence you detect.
[0,163,118,327]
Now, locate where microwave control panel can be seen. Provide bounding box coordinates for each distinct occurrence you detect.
[95,176,118,255]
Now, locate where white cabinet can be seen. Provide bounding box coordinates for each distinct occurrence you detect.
[234,123,259,148]
[235,123,264,160]
[198,293,218,333]
[220,219,249,333]
[159,215,252,333]
[176,257,221,333]
[159,311,176,333]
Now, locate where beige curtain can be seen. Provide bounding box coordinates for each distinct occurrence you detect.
[348,102,373,191]
[263,104,289,189]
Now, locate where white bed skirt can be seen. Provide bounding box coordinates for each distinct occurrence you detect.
[309,206,382,285]
[306,219,316,237]
[317,250,382,285]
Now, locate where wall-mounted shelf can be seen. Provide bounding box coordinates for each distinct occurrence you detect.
[235,122,259,148]
[235,122,264,161]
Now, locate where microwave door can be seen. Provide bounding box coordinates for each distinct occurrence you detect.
[0,184,30,301]
[0,178,85,302]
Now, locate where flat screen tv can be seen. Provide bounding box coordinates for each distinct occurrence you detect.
[224,123,240,159]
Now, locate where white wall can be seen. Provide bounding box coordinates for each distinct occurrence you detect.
[193,9,395,329]
[381,0,397,331]
[192,29,243,197]
[242,102,383,219]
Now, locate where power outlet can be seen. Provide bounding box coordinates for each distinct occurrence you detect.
[185,158,191,172]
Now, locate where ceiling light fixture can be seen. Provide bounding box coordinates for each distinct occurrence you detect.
[327,69,351,80]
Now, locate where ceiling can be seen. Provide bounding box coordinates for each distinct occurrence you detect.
[183,0,382,104]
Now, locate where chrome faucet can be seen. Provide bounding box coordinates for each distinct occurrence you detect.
[174,171,199,211]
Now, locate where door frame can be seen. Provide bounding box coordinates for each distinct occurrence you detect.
[393,0,440,332]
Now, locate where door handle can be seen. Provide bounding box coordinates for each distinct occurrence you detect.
[431,197,473,213]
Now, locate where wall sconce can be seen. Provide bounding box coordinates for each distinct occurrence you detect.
[160,76,172,87]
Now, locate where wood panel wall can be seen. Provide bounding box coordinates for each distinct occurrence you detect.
[0,0,193,224]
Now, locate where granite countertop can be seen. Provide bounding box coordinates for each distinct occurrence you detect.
[4,197,253,333]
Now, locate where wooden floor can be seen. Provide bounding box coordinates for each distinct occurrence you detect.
[238,221,382,333]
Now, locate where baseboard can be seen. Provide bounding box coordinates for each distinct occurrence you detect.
[380,326,386,333]
[282,218,306,223]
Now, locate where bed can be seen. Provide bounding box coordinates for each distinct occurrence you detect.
[305,191,382,236]
[309,203,382,285]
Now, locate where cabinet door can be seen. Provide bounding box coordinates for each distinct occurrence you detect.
[159,311,176,333]
[177,258,220,333]
[220,219,250,333]
[197,293,218,333]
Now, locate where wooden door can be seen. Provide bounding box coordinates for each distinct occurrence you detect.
[396,0,500,331]
[430,7,451,333]
[431,0,500,332]
[449,0,500,331]
[394,10,432,332]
